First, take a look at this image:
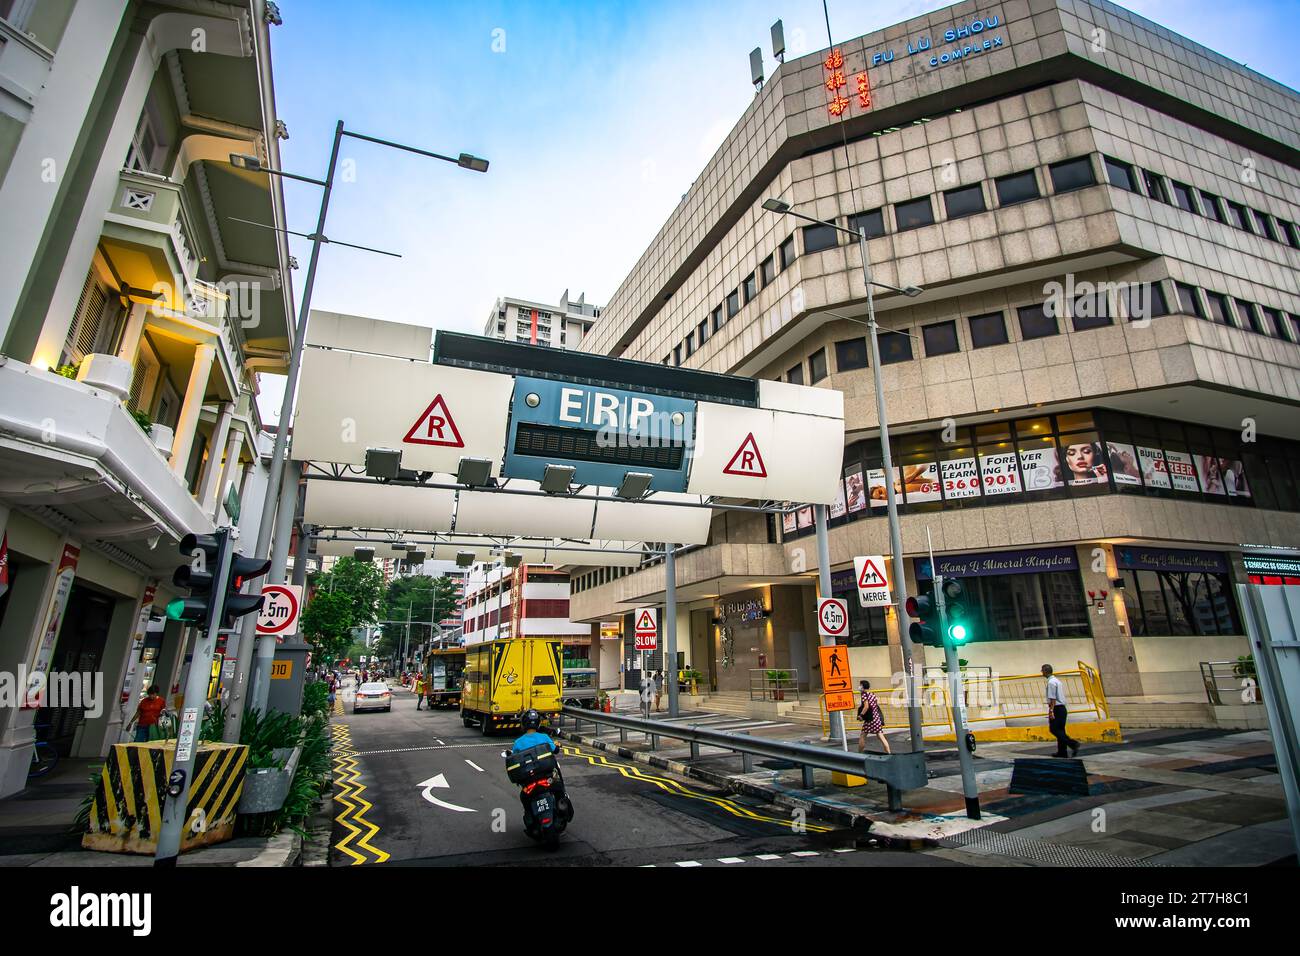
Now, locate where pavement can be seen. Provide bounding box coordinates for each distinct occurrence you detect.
[555,704,1296,867]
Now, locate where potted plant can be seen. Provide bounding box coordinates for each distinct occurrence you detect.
[236,710,303,815]
[1233,655,1260,704]
[766,669,790,701]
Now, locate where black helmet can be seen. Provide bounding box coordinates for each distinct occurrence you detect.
[521,709,542,731]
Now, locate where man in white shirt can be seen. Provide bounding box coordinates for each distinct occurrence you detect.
[1042,664,1080,758]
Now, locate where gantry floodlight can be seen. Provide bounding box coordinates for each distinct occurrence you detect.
[229,153,263,171]
[364,447,402,479]
[616,472,654,500]
[406,549,427,564]
[761,198,791,213]
[540,464,575,494]
[391,541,411,552]
[455,551,475,568]
[353,547,375,562]
[456,456,493,487]
[902,286,923,298]
[503,551,523,569]
[457,153,490,173]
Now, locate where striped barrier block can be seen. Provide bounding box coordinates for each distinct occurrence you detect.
[82,741,248,855]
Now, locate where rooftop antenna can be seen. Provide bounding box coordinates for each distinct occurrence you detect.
[771,19,786,63]
[749,47,764,92]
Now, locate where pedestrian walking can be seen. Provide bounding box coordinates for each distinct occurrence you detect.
[1042,664,1080,758]
[128,685,166,743]
[856,680,890,754]
[653,671,664,712]
[415,673,426,710]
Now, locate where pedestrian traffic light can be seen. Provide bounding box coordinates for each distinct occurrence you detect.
[942,578,970,644]
[223,552,271,624]
[166,532,225,623]
[905,593,939,647]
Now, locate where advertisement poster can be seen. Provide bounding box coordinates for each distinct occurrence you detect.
[829,479,848,518]
[797,506,814,528]
[1106,442,1142,485]
[1137,446,1171,488]
[1164,450,1200,492]
[940,457,980,499]
[782,511,797,535]
[1221,459,1250,497]
[1194,454,1226,495]
[867,468,888,508]
[1061,435,1107,485]
[901,462,942,503]
[978,451,1021,496]
[845,466,867,512]
[119,583,158,708]
[25,543,81,708]
[1019,446,1063,492]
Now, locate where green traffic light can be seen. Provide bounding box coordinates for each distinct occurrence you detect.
[166,598,186,621]
[948,622,968,642]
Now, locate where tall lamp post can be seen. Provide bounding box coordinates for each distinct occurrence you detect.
[762,197,926,753]
[223,123,488,743]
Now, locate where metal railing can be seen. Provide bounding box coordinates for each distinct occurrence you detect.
[1199,660,1261,706]
[555,704,926,810]
[748,668,801,702]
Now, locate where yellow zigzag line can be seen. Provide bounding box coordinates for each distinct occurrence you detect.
[560,746,831,833]
[331,724,390,864]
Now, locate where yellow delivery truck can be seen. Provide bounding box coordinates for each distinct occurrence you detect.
[461,637,563,735]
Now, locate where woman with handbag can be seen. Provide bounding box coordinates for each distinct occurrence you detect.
[856,680,890,754]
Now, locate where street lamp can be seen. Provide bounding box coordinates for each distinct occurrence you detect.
[226,121,490,739]
[763,196,926,753]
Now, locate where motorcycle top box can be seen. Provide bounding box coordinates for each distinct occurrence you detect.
[505,743,557,785]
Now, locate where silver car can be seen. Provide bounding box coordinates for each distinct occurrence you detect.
[353,681,392,713]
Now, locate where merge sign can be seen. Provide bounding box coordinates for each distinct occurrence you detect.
[853,555,893,607]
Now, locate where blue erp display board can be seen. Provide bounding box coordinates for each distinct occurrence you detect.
[502,376,697,493]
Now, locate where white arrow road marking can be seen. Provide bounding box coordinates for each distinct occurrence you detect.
[464,759,484,772]
[416,773,476,813]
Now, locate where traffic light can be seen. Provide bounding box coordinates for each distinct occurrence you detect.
[166,533,224,623]
[223,552,271,624]
[905,593,939,647]
[942,578,971,644]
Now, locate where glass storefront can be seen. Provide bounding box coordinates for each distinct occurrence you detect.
[1116,546,1241,636]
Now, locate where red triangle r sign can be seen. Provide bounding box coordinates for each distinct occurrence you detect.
[403,394,465,447]
[723,432,767,477]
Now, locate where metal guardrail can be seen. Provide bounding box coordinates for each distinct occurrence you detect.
[1199,660,1261,706]
[556,704,927,811]
[748,668,801,702]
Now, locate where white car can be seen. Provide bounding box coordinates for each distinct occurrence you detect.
[353,681,392,713]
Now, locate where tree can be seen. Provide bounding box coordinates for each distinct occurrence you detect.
[301,557,384,663]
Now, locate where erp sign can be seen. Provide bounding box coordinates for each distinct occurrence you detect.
[503,376,696,492]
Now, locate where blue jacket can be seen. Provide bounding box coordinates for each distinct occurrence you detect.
[512,730,557,754]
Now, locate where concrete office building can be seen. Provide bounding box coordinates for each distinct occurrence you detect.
[0,0,293,794]
[570,0,1300,719]
[483,290,601,350]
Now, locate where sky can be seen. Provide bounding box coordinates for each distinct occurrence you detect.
[257,0,1300,423]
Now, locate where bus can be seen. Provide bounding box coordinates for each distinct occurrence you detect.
[422,647,466,709]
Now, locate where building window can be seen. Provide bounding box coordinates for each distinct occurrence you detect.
[994,170,1040,206]
[1017,303,1058,340]
[1234,299,1264,334]
[809,348,828,383]
[684,331,695,357]
[743,272,757,303]
[1261,307,1289,340]
[921,320,960,356]
[1253,209,1279,242]
[835,337,868,372]
[779,235,797,270]
[917,568,1091,642]
[1048,156,1096,193]
[895,196,935,231]
[711,304,724,333]
[1103,156,1138,192]
[1200,190,1225,223]
[662,355,671,365]
[968,311,1008,348]
[847,208,886,239]
[786,362,804,384]
[1226,200,1252,232]
[1120,568,1240,636]
[878,329,913,364]
[1279,219,1300,249]
[1070,291,1113,331]
[1123,282,1169,321]
[673,344,682,366]
[697,318,710,346]
[1175,282,1204,318]
[1141,169,1169,204]
[760,255,776,286]
[803,222,839,254]
[1170,180,1198,214]
[726,290,740,318]
[1204,291,1232,326]
[943,184,986,219]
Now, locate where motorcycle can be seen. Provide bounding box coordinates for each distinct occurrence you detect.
[502,743,574,848]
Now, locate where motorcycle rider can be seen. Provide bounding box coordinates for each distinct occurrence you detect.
[510,709,572,827]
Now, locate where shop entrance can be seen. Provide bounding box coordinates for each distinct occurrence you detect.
[38,584,114,756]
